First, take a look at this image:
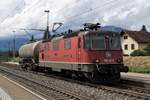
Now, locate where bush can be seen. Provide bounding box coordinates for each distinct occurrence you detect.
[144,43,150,56]
[129,66,150,73]
[130,50,145,56]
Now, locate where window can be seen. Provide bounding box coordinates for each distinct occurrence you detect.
[124,36,128,39]
[131,44,135,50]
[64,39,71,49]
[84,35,90,49]
[84,33,105,50]
[109,34,121,50]
[91,36,105,49]
[78,38,81,48]
[53,40,59,50]
[124,44,128,50]
[44,42,49,51]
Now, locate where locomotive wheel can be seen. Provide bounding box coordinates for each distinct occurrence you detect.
[109,73,121,82]
[83,72,121,83]
[83,71,100,83]
[61,70,72,78]
[31,65,38,71]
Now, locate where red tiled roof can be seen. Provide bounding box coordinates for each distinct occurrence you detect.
[125,30,150,43]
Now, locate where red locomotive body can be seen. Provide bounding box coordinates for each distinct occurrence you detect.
[38,30,128,82]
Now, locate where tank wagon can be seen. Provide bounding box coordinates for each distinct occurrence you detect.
[19,41,40,69]
[19,23,128,83]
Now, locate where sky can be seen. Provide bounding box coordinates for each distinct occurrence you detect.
[0,0,150,38]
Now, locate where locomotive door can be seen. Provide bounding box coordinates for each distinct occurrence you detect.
[77,37,82,63]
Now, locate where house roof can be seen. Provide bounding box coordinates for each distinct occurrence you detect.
[125,30,150,43]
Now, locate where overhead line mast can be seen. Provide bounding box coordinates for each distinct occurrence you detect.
[44,10,50,40]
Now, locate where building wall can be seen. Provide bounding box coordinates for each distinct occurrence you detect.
[139,43,147,50]
[121,33,139,55]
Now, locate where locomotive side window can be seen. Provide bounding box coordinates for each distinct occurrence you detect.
[53,40,59,51]
[78,37,81,48]
[44,42,49,51]
[64,39,71,49]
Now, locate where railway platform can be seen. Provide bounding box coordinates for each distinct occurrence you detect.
[0,74,46,100]
[121,72,150,84]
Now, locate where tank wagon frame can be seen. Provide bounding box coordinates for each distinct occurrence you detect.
[19,41,40,70]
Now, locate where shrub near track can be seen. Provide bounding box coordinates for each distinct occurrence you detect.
[129,66,150,73]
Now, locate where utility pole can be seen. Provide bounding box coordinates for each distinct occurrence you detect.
[8,40,11,57]
[44,10,50,39]
[12,30,16,58]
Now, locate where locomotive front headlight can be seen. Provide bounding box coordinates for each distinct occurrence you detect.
[95,59,100,63]
[117,58,122,63]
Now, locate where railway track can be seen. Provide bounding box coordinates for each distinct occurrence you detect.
[0,66,90,100]
[0,63,150,99]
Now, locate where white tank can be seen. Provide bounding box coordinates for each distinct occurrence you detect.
[19,41,41,61]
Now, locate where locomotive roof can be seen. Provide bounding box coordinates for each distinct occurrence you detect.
[82,30,122,35]
[51,36,64,41]
[50,30,121,41]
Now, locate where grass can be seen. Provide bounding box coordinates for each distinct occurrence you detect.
[9,57,20,63]
[129,66,150,74]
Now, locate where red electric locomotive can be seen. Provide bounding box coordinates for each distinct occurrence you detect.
[37,23,128,82]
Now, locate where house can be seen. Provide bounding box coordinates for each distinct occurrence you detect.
[121,30,150,55]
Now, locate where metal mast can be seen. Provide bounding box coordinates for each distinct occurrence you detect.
[44,10,50,39]
[12,30,16,58]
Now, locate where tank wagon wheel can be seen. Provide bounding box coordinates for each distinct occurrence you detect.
[21,64,35,71]
[21,64,28,71]
[31,65,37,71]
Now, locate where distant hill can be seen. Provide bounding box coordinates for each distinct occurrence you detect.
[101,26,124,33]
[0,37,29,52]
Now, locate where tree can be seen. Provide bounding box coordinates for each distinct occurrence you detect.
[144,43,150,56]
[130,50,145,56]
[141,25,147,32]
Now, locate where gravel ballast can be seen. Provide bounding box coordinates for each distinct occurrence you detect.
[0,66,142,100]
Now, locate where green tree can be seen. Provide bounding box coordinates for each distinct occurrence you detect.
[144,43,150,56]
[130,50,145,56]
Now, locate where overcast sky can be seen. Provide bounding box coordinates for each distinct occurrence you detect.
[0,0,150,37]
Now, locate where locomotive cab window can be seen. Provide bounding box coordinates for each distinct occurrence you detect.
[109,33,121,50]
[64,39,71,49]
[53,40,59,51]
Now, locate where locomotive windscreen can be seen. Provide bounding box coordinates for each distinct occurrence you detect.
[109,33,121,50]
[84,32,105,50]
[83,31,121,50]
